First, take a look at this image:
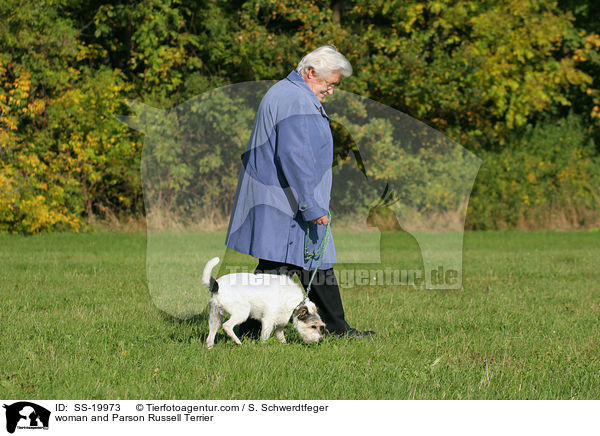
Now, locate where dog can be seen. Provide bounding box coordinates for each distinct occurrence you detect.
[202,257,326,348]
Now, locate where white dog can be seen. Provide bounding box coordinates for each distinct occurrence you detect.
[202,257,326,348]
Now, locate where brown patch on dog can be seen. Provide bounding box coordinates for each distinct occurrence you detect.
[294,306,309,321]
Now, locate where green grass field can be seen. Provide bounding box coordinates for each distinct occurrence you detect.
[1,230,599,399]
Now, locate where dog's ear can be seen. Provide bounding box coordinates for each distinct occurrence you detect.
[294,305,309,321]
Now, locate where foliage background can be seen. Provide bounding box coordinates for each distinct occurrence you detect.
[1,0,599,233]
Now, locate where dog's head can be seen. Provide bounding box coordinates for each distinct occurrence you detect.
[292,301,326,344]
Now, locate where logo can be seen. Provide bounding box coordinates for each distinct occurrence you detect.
[3,402,50,434]
[117,83,481,319]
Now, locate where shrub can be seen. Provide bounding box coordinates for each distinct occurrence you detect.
[468,111,600,229]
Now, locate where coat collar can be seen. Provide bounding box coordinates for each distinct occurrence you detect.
[285,70,329,119]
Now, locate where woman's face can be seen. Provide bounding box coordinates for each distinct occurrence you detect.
[304,68,342,102]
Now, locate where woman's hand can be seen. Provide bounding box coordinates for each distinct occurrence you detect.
[311,215,330,225]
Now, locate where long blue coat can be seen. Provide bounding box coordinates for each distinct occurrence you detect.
[225,70,336,270]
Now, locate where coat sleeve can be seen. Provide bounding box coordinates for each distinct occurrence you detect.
[275,113,328,222]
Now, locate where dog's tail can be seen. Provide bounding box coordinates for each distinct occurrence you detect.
[202,257,220,293]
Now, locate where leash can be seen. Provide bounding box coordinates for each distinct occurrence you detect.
[302,212,332,300]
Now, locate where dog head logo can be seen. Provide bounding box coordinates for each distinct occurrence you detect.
[117,83,481,318]
[3,402,50,433]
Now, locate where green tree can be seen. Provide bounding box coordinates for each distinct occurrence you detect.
[1,0,138,232]
[1,0,599,232]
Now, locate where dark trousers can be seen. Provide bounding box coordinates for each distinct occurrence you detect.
[239,259,350,336]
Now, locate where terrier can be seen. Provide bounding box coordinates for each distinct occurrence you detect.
[202,257,326,349]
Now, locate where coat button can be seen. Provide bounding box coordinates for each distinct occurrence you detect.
[291,224,297,228]
[289,241,293,245]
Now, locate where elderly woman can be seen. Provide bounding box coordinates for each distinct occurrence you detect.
[225,46,374,338]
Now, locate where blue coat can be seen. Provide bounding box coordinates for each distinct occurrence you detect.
[225,70,336,270]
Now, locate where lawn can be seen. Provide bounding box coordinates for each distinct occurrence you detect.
[0,230,599,399]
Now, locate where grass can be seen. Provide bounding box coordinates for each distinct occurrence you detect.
[0,230,599,399]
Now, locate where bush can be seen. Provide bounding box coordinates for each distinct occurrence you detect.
[467,111,600,229]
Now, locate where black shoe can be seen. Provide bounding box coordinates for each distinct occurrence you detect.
[334,328,375,338]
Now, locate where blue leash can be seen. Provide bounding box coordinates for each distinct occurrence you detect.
[303,212,331,297]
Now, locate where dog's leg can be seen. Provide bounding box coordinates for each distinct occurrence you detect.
[222,312,249,345]
[274,327,286,343]
[206,301,222,349]
[260,319,276,342]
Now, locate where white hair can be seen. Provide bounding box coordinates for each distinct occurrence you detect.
[296,45,352,78]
